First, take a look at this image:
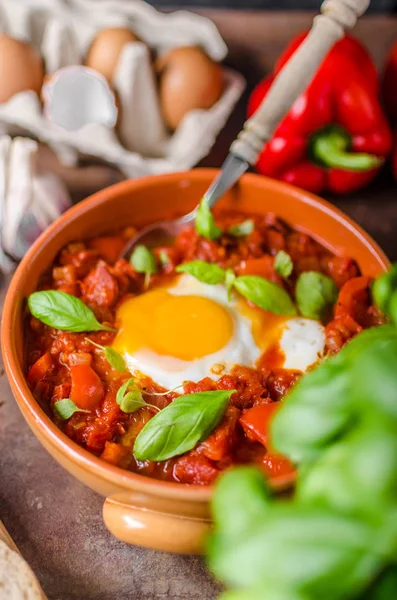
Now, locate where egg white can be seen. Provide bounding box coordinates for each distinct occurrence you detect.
[279,318,326,371]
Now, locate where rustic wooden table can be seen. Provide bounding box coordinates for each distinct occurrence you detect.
[1,10,397,600]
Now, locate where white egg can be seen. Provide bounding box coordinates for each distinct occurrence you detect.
[279,318,326,371]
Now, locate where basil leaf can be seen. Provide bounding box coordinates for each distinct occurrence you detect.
[274,250,293,278]
[116,378,147,413]
[295,272,338,320]
[116,378,134,405]
[228,219,254,237]
[212,467,271,539]
[332,323,397,364]
[350,337,397,421]
[176,260,226,284]
[225,269,236,301]
[120,390,147,414]
[219,585,308,600]
[372,264,397,318]
[103,347,127,372]
[130,245,158,275]
[134,389,235,461]
[28,290,114,332]
[86,338,126,372]
[209,502,381,595]
[53,399,90,420]
[195,197,222,240]
[364,567,397,600]
[297,415,397,514]
[159,250,170,266]
[271,356,352,464]
[234,275,296,316]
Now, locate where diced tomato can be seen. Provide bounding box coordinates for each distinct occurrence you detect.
[197,406,240,461]
[325,314,363,354]
[173,454,220,485]
[56,283,80,296]
[239,402,281,447]
[294,255,321,275]
[82,261,119,308]
[33,381,52,402]
[325,256,359,288]
[53,265,77,285]
[51,383,72,403]
[68,353,92,367]
[100,442,131,468]
[70,364,104,410]
[260,451,295,478]
[27,352,54,385]
[266,229,285,253]
[59,246,99,278]
[154,246,182,273]
[267,370,301,400]
[286,231,320,260]
[89,236,126,265]
[236,256,283,285]
[335,276,371,319]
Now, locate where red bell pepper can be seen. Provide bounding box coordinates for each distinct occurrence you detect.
[248,33,392,194]
[383,40,397,178]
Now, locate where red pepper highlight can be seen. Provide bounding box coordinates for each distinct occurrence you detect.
[248,33,392,194]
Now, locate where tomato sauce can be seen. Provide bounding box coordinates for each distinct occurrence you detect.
[25,211,384,485]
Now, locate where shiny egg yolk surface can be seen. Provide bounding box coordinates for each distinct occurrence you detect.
[113,288,234,361]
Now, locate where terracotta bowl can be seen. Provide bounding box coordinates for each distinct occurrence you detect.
[1,169,389,554]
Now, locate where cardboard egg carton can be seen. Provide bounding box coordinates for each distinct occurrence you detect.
[0,0,245,179]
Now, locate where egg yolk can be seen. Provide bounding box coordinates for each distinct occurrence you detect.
[237,298,287,350]
[113,289,234,361]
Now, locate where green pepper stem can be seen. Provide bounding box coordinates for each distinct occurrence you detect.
[310,125,383,172]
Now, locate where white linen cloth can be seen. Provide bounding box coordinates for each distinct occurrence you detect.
[0,136,71,274]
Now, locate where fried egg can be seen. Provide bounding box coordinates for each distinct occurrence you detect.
[112,274,326,389]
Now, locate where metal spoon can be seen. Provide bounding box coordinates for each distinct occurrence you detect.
[122,0,369,258]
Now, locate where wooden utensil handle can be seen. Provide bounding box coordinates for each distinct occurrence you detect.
[230,0,370,164]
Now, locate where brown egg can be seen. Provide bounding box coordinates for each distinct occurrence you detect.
[0,34,44,103]
[85,27,141,82]
[156,46,224,131]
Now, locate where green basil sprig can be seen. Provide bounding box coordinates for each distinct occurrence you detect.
[208,468,390,599]
[175,259,297,316]
[159,250,170,266]
[176,260,226,284]
[116,378,158,414]
[295,272,338,320]
[373,263,397,325]
[195,197,222,240]
[134,389,235,461]
[86,338,126,372]
[207,266,397,600]
[274,250,293,278]
[28,290,115,332]
[234,275,297,316]
[228,220,254,238]
[130,245,158,287]
[225,269,236,301]
[53,399,90,420]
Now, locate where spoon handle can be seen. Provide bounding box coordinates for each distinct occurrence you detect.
[230,0,370,165]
